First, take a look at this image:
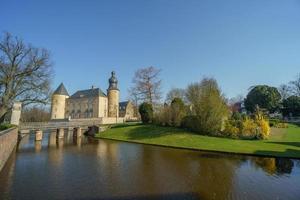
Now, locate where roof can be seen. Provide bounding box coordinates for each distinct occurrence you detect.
[54,83,69,96]
[119,101,129,111]
[69,88,106,99]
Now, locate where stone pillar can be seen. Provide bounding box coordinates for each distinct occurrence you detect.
[56,128,64,138]
[73,127,82,137]
[35,130,43,141]
[10,102,22,126]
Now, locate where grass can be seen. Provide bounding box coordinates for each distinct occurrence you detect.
[96,124,300,158]
[0,123,15,131]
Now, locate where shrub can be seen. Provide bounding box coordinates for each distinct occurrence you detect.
[139,102,153,123]
[253,106,270,139]
[0,123,14,131]
[153,105,172,126]
[185,78,229,135]
[170,98,186,127]
[232,111,242,121]
[223,120,240,138]
[269,119,280,127]
[181,116,200,132]
[222,107,271,140]
[241,118,257,139]
[256,118,270,139]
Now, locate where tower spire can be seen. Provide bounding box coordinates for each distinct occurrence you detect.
[107,71,120,118]
[108,71,118,90]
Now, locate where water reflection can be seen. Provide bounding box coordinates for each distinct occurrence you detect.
[251,157,294,175]
[0,130,299,200]
[35,141,42,152]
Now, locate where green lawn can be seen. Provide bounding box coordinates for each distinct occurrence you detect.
[96,124,300,158]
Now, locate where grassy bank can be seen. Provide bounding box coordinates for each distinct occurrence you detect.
[96,124,300,158]
[0,123,15,131]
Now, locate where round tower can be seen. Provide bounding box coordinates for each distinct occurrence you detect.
[107,71,120,118]
[51,83,69,120]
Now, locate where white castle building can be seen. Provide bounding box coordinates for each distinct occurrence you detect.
[50,71,136,121]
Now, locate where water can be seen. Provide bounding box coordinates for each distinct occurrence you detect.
[0,130,299,200]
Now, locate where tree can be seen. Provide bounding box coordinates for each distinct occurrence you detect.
[21,106,50,122]
[244,85,281,113]
[185,78,229,135]
[165,88,187,104]
[0,32,53,122]
[130,66,162,105]
[127,86,142,118]
[278,84,291,100]
[289,73,300,96]
[170,97,186,127]
[139,102,153,123]
[282,95,300,117]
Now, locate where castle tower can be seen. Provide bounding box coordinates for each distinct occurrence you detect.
[107,71,120,118]
[51,83,69,120]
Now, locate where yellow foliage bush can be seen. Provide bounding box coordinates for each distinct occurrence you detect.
[256,118,270,139]
[241,118,257,139]
[222,106,271,140]
[223,120,240,138]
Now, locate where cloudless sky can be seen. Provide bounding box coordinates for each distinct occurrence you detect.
[1,0,300,101]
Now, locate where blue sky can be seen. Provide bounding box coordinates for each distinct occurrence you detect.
[1,0,300,101]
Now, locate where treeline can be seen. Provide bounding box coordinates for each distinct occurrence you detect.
[129,66,299,140]
[137,77,270,140]
[244,74,300,117]
[21,106,50,122]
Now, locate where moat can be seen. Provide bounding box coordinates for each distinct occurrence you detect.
[0,130,300,200]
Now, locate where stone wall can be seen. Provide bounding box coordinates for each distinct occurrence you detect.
[102,117,124,124]
[0,128,18,172]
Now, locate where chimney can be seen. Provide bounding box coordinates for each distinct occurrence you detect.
[91,85,94,89]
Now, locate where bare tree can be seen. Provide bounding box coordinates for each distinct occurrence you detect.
[289,73,300,96]
[130,66,162,104]
[0,32,53,122]
[165,88,187,104]
[278,84,291,100]
[127,86,143,117]
[21,106,51,122]
[228,94,244,105]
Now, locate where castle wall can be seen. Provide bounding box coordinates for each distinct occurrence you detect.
[102,117,124,124]
[65,96,110,119]
[51,94,68,119]
[98,96,108,117]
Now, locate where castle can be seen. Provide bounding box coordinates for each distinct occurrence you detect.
[50,71,136,121]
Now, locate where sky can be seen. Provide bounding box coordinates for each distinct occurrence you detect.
[1,0,300,101]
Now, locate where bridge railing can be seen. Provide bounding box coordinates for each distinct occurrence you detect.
[19,117,125,131]
[19,118,104,130]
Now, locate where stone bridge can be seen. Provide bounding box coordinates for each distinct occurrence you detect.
[19,117,125,132]
[19,117,125,141]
